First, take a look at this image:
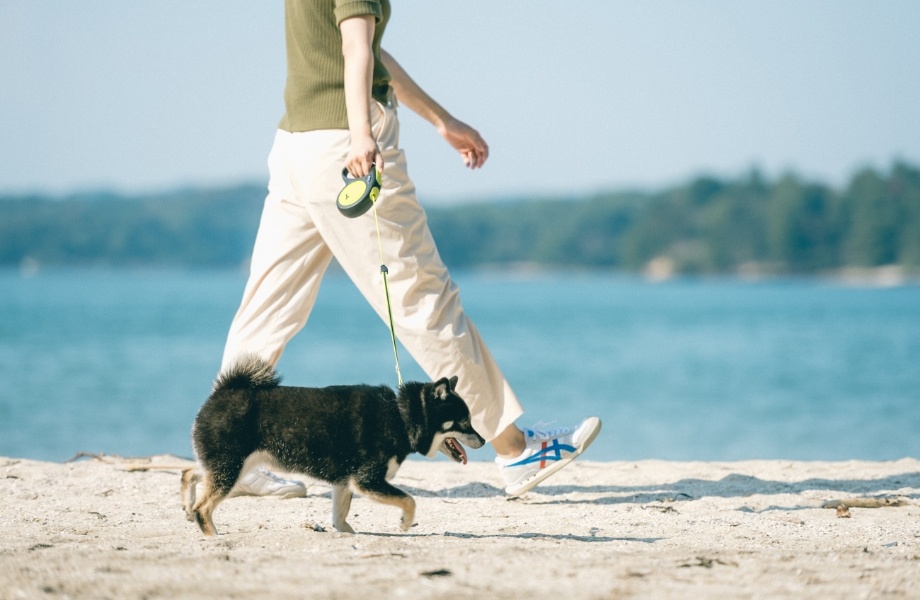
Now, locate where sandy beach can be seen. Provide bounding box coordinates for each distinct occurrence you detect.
[1,455,918,599]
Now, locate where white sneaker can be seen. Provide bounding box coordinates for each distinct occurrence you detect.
[495,417,602,497]
[228,467,307,499]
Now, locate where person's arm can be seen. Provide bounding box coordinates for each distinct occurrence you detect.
[340,15,383,177]
[381,49,489,169]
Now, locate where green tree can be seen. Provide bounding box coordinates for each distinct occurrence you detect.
[842,167,900,267]
[766,175,840,272]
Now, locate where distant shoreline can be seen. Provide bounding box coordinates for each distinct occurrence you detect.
[6,261,920,288]
[4,162,920,278]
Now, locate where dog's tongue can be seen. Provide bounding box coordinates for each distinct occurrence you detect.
[447,438,468,464]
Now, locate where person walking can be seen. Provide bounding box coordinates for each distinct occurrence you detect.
[224,0,601,499]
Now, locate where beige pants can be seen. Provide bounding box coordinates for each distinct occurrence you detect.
[221,101,523,441]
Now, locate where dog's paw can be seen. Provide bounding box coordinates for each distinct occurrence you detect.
[399,517,416,533]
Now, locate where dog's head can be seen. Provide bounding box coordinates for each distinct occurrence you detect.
[408,376,485,464]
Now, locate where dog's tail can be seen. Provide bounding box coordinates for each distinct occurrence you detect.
[213,354,281,392]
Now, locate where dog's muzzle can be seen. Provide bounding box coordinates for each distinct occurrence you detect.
[440,432,485,464]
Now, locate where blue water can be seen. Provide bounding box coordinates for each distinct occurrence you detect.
[1,268,918,463]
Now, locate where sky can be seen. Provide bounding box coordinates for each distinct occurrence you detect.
[2,1,919,203]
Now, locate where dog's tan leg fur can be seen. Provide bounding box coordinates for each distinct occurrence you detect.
[332,484,355,534]
[180,467,201,522]
[190,473,228,537]
[352,482,417,532]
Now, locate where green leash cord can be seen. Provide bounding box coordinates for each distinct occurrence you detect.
[371,201,404,388]
[335,164,403,387]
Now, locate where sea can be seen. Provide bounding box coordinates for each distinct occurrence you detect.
[1,268,918,463]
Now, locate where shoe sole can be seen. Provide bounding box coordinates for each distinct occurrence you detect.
[504,417,602,497]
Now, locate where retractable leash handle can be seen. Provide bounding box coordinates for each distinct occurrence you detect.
[335,163,403,387]
[336,164,381,218]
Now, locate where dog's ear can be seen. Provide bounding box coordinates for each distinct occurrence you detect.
[433,378,451,400]
[449,375,458,390]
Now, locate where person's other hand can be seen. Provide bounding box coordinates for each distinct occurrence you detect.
[439,118,489,169]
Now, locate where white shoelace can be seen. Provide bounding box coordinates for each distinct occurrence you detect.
[526,421,574,441]
[255,468,318,493]
[257,468,290,483]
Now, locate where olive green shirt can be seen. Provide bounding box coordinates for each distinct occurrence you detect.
[279,0,391,132]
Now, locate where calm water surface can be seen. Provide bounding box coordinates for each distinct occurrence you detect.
[1,269,918,462]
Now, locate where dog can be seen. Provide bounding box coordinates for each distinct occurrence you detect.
[181,356,485,536]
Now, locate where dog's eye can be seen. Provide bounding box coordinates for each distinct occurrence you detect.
[442,421,454,430]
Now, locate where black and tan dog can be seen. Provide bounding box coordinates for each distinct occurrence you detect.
[181,356,485,536]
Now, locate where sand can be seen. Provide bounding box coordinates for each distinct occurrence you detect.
[1,454,918,599]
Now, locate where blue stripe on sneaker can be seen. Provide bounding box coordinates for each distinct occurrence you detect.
[507,439,576,467]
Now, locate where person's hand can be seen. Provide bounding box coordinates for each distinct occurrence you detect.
[439,117,489,169]
[345,134,383,178]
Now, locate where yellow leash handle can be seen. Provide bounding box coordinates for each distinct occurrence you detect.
[336,165,381,218]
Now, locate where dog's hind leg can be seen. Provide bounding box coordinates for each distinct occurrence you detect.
[191,470,235,537]
[352,478,416,532]
[331,483,355,534]
[180,467,202,521]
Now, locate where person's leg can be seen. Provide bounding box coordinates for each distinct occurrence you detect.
[221,130,336,371]
[491,424,527,458]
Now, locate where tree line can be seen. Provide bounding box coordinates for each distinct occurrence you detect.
[2,162,919,276]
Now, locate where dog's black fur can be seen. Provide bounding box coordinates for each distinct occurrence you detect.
[181,356,484,535]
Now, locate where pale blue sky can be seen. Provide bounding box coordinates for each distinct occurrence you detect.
[2,1,919,202]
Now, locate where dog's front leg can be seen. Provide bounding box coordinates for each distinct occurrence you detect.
[352,478,416,532]
[331,484,355,533]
